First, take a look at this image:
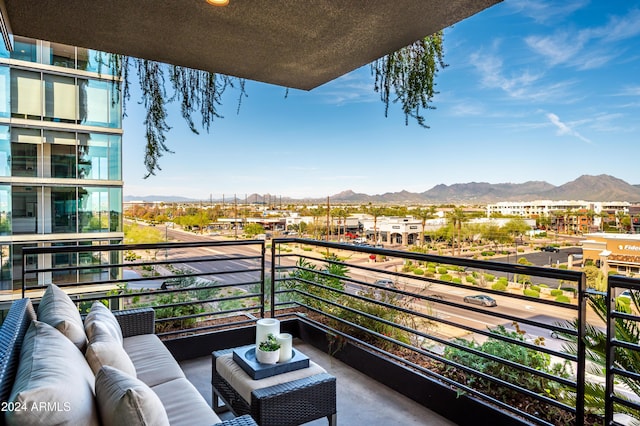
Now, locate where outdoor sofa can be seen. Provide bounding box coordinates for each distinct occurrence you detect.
[0,284,256,426]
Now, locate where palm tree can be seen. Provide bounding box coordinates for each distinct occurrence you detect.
[414,206,437,247]
[446,207,467,256]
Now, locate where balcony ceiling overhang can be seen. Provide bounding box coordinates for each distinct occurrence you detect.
[1,0,500,90]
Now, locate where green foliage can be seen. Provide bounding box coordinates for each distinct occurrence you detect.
[258,334,280,351]
[550,289,563,297]
[497,277,508,285]
[437,267,448,274]
[483,273,495,282]
[244,223,265,237]
[444,323,572,405]
[523,289,540,298]
[491,281,508,291]
[371,32,446,128]
[452,278,462,284]
[465,276,476,285]
[440,274,453,282]
[555,295,571,303]
[413,268,424,276]
[517,257,532,266]
[480,251,495,256]
[530,285,541,292]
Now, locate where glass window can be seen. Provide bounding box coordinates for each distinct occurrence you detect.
[109,188,122,232]
[79,79,121,127]
[51,187,77,233]
[42,41,76,68]
[51,241,78,284]
[10,37,38,63]
[44,74,76,123]
[11,69,42,119]
[78,49,118,76]
[11,128,40,177]
[0,185,11,236]
[0,244,10,292]
[12,244,39,291]
[0,126,10,176]
[0,66,10,118]
[109,135,122,180]
[45,130,77,178]
[12,187,39,235]
[78,133,108,179]
[79,187,109,232]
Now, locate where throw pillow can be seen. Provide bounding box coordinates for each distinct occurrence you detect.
[6,321,99,426]
[37,284,87,351]
[84,301,123,345]
[95,365,170,426]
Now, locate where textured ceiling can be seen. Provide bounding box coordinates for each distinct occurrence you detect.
[2,0,501,90]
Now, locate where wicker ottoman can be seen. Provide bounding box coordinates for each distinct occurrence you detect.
[212,348,337,426]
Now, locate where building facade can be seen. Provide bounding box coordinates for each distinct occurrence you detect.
[582,233,640,276]
[0,36,123,293]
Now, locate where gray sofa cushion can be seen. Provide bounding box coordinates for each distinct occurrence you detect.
[96,365,169,426]
[84,302,123,345]
[123,334,185,387]
[37,284,87,351]
[152,377,222,426]
[6,320,99,426]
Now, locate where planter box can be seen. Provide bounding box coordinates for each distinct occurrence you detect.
[295,318,527,426]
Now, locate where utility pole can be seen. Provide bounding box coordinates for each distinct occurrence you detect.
[326,196,330,242]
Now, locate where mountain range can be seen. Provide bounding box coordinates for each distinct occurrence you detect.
[125,174,640,204]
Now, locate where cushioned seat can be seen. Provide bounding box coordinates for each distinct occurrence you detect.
[152,377,222,426]
[123,334,185,387]
[215,353,327,403]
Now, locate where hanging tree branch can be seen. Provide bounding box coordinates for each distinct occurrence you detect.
[371,31,446,128]
[110,31,443,177]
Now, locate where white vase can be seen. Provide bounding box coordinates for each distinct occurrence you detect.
[255,318,280,347]
[255,347,280,364]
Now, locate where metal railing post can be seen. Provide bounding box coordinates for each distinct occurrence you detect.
[576,271,587,426]
[270,240,276,319]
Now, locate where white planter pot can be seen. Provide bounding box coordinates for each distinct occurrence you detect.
[255,347,280,364]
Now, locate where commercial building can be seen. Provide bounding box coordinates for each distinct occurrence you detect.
[582,233,640,276]
[0,36,123,293]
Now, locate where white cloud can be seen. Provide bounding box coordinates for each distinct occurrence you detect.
[525,8,640,70]
[546,112,592,144]
[507,0,589,24]
[316,71,378,106]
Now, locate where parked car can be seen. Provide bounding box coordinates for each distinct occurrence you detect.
[374,279,395,288]
[541,246,560,253]
[463,295,497,307]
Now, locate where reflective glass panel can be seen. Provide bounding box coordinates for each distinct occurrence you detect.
[44,74,76,123]
[12,187,39,234]
[0,126,10,176]
[0,185,11,236]
[79,79,121,127]
[0,66,10,118]
[51,187,77,233]
[79,187,109,232]
[11,69,42,119]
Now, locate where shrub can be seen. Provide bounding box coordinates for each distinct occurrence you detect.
[440,274,453,282]
[413,268,425,276]
[481,251,495,256]
[484,273,495,282]
[550,289,563,297]
[466,276,476,285]
[497,277,508,285]
[437,267,448,275]
[523,289,540,298]
[452,278,462,284]
[538,284,549,288]
[561,287,577,293]
[423,270,435,278]
[555,295,571,303]
[559,264,568,270]
[530,285,541,292]
[492,281,508,291]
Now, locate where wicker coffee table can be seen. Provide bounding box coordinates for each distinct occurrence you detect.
[212,347,337,426]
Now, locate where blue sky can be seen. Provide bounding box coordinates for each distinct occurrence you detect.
[122,0,640,200]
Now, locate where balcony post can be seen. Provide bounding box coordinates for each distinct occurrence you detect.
[576,271,587,426]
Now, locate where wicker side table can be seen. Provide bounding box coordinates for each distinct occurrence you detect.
[212,348,337,426]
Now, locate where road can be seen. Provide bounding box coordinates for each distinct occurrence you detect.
[156,229,591,347]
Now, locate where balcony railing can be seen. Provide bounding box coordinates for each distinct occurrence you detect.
[14,238,640,425]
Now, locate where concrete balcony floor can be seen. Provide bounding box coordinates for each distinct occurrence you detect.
[180,339,456,426]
